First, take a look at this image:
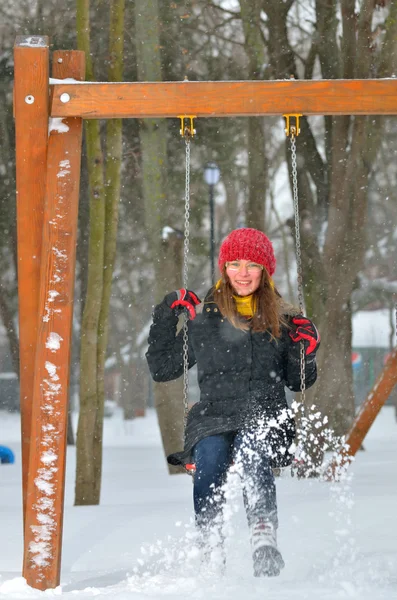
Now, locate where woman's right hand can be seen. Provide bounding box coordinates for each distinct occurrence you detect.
[164,289,201,320]
[289,316,320,356]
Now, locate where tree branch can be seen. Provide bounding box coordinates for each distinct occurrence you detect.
[315,0,341,79]
[356,0,376,78]
[377,0,397,77]
[341,0,356,78]
[204,0,241,18]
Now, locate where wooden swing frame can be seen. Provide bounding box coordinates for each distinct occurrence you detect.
[13,35,397,591]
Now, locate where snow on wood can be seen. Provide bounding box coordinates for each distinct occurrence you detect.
[17,36,48,48]
[48,118,69,134]
[57,159,71,177]
[14,34,50,526]
[45,333,63,352]
[22,51,84,590]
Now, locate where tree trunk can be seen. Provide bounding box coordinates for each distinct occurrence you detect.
[261,0,397,473]
[75,0,106,506]
[313,116,369,434]
[223,178,239,231]
[0,292,19,376]
[67,408,75,445]
[95,0,125,501]
[134,0,167,293]
[155,233,185,474]
[135,0,185,473]
[0,80,19,380]
[240,0,267,230]
[120,357,135,421]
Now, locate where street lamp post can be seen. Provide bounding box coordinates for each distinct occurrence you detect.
[203,162,220,285]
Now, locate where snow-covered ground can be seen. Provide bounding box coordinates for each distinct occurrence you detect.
[0,406,396,599]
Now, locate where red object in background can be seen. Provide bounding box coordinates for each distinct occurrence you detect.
[352,351,362,368]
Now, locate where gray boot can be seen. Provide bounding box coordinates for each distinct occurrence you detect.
[250,518,285,577]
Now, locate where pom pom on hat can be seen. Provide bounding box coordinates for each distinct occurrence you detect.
[218,228,276,276]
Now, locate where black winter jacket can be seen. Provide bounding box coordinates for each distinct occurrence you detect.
[146,292,318,468]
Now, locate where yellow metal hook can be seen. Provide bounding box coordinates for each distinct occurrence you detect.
[283,113,302,137]
[178,115,196,139]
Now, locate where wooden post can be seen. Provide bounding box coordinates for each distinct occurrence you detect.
[327,347,397,479]
[14,35,50,525]
[22,50,85,590]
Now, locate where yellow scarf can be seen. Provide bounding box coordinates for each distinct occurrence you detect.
[215,279,256,317]
[233,294,255,317]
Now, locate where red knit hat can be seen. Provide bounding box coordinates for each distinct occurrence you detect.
[218,228,276,276]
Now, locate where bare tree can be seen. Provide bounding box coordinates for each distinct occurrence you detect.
[75,0,125,505]
[240,0,268,229]
[259,1,397,468]
[134,0,186,474]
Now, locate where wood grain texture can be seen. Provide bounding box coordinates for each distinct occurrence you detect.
[14,35,49,526]
[50,79,397,118]
[22,50,84,591]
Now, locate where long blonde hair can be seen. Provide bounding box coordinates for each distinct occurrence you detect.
[214,267,291,337]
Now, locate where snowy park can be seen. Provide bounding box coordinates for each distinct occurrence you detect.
[1,405,397,600]
[2,1,397,598]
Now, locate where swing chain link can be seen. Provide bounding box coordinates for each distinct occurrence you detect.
[290,133,306,403]
[291,134,304,319]
[182,138,191,429]
[181,121,308,464]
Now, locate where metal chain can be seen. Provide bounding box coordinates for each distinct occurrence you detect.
[182,138,191,430]
[290,133,306,403]
[291,135,304,317]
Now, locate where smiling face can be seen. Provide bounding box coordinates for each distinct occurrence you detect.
[225,260,263,296]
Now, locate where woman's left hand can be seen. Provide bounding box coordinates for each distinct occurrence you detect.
[289,316,320,356]
[165,289,201,320]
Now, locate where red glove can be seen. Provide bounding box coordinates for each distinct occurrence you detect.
[165,289,201,320]
[289,316,320,356]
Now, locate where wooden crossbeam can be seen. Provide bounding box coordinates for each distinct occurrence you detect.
[50,79,397,119]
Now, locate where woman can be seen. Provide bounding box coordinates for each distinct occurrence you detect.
[146,228,320,577]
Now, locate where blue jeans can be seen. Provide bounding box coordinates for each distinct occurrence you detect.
[192,431,278,531]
